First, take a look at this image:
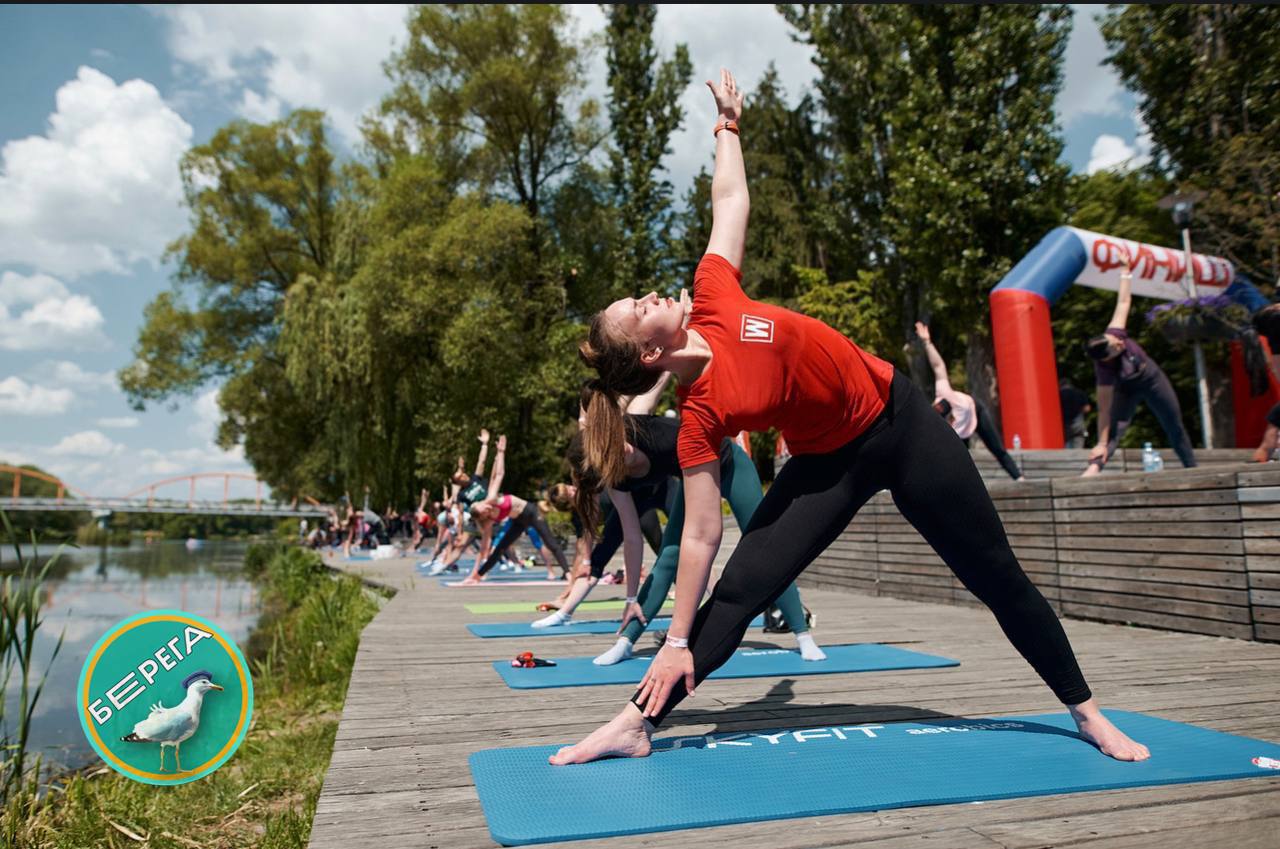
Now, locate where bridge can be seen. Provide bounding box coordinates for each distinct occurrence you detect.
[0,466,328,518]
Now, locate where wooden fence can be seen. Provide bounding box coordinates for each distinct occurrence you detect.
[797,462,1280,643]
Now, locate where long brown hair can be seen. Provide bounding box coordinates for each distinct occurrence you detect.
[576,312,660,525]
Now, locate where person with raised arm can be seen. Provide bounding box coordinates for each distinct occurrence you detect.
[914,321,1024,481]
[1081,248,1197,477]
[460,435,572,583]
[549,69,1148,767]
[425,428,498,574]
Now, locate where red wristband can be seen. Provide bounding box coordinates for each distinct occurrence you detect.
[713,118,739,137]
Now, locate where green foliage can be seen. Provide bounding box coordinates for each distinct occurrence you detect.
[0,464,84,539]
[784,4,1072,398]
[5,543,380,849]
[603,4,692,293]
[795,267,896,359]
[1102,5,1280,285]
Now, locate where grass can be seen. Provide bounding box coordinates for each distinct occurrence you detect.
[3,543,384,849]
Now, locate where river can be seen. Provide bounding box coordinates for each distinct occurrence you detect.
[1,539,262,777]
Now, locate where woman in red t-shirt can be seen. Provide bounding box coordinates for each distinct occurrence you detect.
[552,69,1148,766]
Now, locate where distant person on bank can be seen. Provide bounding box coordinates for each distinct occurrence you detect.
[1082,249,1197,477]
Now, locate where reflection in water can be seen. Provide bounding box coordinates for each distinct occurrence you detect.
[1,540,261,776]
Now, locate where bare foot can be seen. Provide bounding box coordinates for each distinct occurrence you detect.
[458,574,482,586]
[1080,464,1102,478]
[549,704,652,765]
[1069,700,1150,761]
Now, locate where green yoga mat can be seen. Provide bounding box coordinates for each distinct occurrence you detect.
[466,599,675,615]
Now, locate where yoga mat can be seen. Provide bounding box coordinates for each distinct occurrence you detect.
[493,643,958,689]
[467,615,763,638]
[443,578,566,588]
[470,709,1280,845]
[466,599,675,615]
[438,571,558,586]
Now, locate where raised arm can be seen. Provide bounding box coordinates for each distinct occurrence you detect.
[914,322,951,392]
[486,434,507,499]
[703,68,748,269]
[1108,247,1138,329]
[473,428,490,477]
[625,371,672,415]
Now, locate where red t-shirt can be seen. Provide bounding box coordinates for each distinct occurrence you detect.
[676,254,894,468]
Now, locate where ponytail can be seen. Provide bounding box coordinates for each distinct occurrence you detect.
[567,432,603,532]
[572,308,662,530]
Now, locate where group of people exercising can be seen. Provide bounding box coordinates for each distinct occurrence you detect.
[407,70,1158,768]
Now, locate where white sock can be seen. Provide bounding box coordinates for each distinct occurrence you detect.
[427,559,448,575]
[796,632,826,662]
[532,610,570,628]
[593,637,634,665]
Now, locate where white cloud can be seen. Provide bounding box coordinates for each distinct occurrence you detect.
[0,377,74,416]
[0,271,108,351]
[155,5,408,142]
[48,430,124,458]
[1086,132,1150,174]
[238,89,282,124]
[189,388,222,443]
[0,67,193,277]
[96,416,139,429]
[1058,5,1127,127]
[30,360,116,391]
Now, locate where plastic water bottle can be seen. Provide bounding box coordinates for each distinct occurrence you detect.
[1012,434,1023,477]
[1152,451,1165,472]
[1142,442,1155,473]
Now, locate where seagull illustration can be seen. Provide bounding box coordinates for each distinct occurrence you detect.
[120,670,223,772]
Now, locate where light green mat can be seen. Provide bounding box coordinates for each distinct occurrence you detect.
[465,599,675,615]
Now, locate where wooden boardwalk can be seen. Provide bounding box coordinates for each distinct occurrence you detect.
[310,539,1280,849]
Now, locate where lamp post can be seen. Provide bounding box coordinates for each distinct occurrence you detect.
[1172,199,1215,449]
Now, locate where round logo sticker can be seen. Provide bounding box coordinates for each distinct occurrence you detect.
[77,610,253,785]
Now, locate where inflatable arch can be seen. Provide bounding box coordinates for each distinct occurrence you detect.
[989,226,1237,449]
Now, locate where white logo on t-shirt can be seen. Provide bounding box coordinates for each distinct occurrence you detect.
[740,314,774,343]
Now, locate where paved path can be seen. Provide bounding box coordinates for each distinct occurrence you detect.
[310,541,1280,849]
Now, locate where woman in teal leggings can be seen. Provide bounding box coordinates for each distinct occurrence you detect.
[569,411,825,665]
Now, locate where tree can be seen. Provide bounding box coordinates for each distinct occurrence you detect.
[602,4,692,294]
[1102,5,1280,286]
[783,5,1073,415]
[379,4,602,229]
[120,112,342,501]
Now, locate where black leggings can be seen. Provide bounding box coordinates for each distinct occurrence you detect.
[969,401,1021,480]
[1104,368,1197,468]
[590,481,672,578]
[634,370,1091,726]
[477,504,569,576]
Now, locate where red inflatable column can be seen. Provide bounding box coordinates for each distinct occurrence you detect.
[990,289,1064,449]
[1232,338,1280,448]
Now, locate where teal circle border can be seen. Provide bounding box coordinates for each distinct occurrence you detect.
[76,608,254,785]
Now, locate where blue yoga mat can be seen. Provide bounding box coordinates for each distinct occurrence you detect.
[467,615,764,638]
[493,643,958,689]
[441,574,564,587]
[470,709,1280,845]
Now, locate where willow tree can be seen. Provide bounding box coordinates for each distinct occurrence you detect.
[120,111,342,500]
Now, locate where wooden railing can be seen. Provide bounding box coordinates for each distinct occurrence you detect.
[796,462,1280,643]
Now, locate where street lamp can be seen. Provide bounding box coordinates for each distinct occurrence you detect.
[1164,194,1214,449]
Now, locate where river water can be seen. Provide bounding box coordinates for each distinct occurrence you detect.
[1,540,261,776]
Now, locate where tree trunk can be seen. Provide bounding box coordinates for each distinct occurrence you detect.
[965,331,1002,433]
[1207,354,1235,449]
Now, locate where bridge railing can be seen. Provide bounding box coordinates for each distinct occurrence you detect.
[0,497,328,518]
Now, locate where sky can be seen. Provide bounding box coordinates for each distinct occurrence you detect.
[0,4,1149,500]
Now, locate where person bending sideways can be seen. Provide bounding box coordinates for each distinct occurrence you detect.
[915,321,1023,481]
[549,68,1148,767]
[460,435,572,583]
[1082,248,1196,477]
